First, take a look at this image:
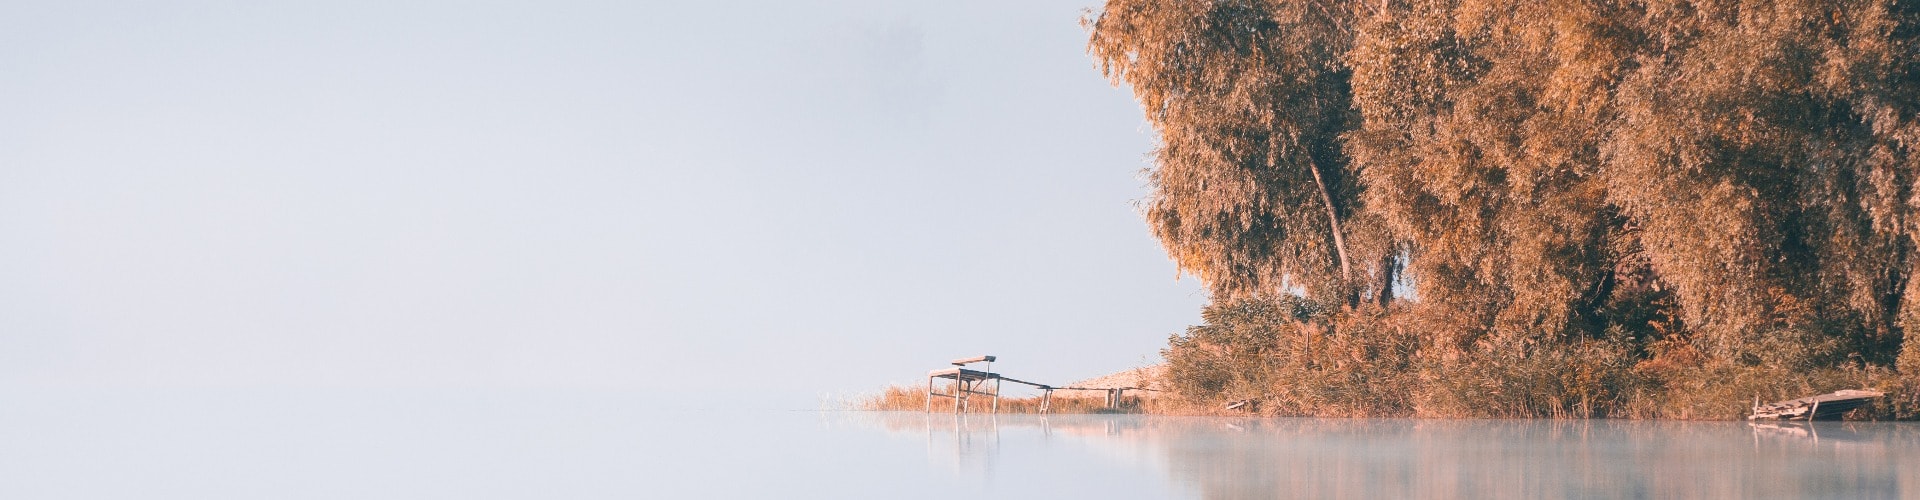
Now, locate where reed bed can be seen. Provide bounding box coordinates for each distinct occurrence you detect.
[857,384,1150,414]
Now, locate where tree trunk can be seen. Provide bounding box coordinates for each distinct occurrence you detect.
[1879,254,1908,361]
[1306,158,1355,305]
[1376,250,1396,307]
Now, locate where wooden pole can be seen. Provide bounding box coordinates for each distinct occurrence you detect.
[992,377,1001,414]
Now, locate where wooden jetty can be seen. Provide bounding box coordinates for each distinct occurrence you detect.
[1748,389,1884,421]
[925,355,1151,414]
[926,356,1004,414]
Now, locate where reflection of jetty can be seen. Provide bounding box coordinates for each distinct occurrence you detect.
[1748,389,1883,421]
[925,355,1151,414]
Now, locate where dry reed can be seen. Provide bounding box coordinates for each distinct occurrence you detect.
[857,384,1149,414]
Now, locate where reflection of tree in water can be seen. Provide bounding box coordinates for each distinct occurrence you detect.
[1155,419,1920,499]
[841,413,1920,498]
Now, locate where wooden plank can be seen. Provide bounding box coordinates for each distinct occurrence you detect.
[927,367,996,381]
[950,355,996,366]
[996,376,1050,389]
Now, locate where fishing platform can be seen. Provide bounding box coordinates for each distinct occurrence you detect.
[924,355,1149,414]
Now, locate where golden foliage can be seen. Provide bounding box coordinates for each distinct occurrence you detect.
[1087,0,1392,305]
[1089,0,1920,417]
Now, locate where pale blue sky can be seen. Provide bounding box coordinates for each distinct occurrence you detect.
[0,0,1206,407]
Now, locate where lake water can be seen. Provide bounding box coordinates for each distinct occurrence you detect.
[3,391,1917,499]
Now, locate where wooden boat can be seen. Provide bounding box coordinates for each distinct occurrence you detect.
[1748,389,1883,421]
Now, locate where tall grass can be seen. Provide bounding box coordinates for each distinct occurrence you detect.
[856,384,1149,414]
[1158,297,1911,420]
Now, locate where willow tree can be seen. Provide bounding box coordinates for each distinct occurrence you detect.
[1344,0,1920,364]
[1599,0,1920,367]
[1086,0,1396,305]
[1093,0,1920,415]
[1344,0,1635,350]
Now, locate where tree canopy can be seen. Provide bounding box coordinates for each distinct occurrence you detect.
[1088,0,1920,411]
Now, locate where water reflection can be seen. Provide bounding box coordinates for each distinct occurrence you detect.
[851,413,1920,499]
[919,412,1001,476]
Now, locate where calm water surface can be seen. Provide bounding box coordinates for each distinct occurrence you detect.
[2,391,1916,499]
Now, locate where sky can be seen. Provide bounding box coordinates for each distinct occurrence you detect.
[0,0,1208,408]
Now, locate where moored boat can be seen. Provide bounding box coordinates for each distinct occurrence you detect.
[1748,389,1883,420]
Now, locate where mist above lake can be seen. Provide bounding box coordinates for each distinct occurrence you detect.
[6,390,1913,499]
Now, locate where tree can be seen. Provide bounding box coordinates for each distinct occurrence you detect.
[1086,0,1396,306]
[1346,0,1629,350]
[1090,0,1920,414]
[1600,0,1920,365]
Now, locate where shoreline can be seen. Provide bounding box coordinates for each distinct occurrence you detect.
[859,363,1906,421]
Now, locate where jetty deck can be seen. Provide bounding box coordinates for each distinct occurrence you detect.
[925,355,1151,414]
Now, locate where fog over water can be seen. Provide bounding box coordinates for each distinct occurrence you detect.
[5,390,1914,499]
[13,2,1920,499]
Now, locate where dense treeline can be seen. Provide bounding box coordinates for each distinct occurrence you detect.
[1086,0,1920,418]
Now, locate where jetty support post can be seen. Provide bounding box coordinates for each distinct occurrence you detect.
[992,377,1001,414]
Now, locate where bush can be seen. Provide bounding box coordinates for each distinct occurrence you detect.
[1161,297,1895,420]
